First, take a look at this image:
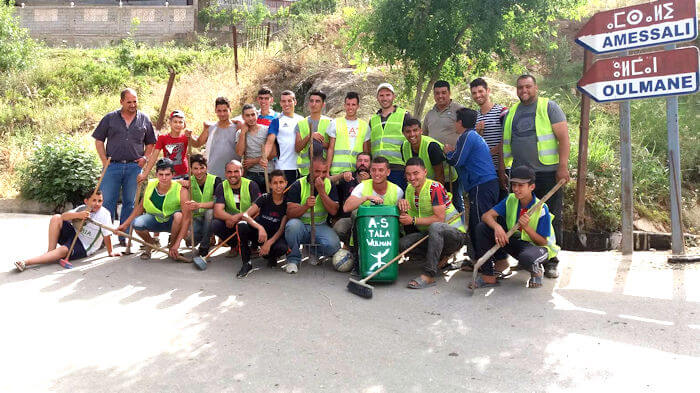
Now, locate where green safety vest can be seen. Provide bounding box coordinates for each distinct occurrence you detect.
[222,177,253,215]
[359,179,399,206]
[143,179,182,223]
[405,179,465,233]
[502,97,559,168]
[297,116,331,176]
[504,193,559,258]
[330,117,369,175]
[190,173,217,217]
[370,108,407,166]
[299,176,332,225]
[401,135,458,182]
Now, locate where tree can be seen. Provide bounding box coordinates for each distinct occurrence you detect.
[0,1,37,72]
[348,0,582,116]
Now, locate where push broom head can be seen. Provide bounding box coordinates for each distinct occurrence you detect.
[347,278,373,299]
[193,255,207,271]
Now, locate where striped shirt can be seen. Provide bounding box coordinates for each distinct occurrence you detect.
[476,104,507,168]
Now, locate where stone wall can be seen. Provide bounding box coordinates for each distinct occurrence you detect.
[16,5,196,46]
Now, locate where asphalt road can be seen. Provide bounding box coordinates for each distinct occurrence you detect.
[1,213,698,392]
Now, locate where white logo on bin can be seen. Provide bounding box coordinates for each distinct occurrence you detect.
[369,248,390,271]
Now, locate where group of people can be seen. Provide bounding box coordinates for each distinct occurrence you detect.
[14,75,571,291]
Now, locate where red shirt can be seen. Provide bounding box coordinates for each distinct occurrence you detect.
[155,133,189,176]
[413,181,452,209]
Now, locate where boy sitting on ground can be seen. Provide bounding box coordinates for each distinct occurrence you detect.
[14,191,118,272]
[472,166,559,290]
[236,170,290,278]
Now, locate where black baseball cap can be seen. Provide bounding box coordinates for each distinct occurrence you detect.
[510,166,535,184]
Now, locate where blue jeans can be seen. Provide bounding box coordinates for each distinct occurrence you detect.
[192,209,214,248]
[284,218,340,266]
[133,213,174,232]
[100,162,141,238]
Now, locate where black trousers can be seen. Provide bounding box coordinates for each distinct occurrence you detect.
[245,171,267,194]
[474,219,548,276]
[236,221,288,264]
[282,169,299,186]
[211,219,240,249]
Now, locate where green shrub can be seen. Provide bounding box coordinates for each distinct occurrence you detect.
[19,136,102,211]
[0,1,38,72]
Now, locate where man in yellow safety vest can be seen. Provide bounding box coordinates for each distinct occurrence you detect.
[369,83,411,190]
[502,74,570,278]
[118,158,191,260]
[397,157,466,289]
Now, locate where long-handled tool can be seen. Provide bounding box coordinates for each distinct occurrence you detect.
[192,228,239,269]
[124,181,144,255]
[305,137,320,265]
[263,162,270,193]
[87,218,192,263]
[347,235,428,299]
[468,178,566,295]
[60,157,111,268]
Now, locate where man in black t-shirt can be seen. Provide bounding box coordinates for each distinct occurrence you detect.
[211,160,261,256]
[236,170,290,278]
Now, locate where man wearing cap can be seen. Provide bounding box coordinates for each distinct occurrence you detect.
[93,88,156,245]
[471,166,559,290]
[502,74,570,278]
[370,83,411,190]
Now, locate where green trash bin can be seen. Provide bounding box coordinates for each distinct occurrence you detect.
[356,205,400,283]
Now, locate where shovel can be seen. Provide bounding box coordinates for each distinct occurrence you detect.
[87,218,192,263]
[304,137,320,265]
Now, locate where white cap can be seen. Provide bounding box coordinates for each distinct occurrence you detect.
[376,83,395,95]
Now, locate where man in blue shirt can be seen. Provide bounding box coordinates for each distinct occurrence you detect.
[445,108,499,258]
[471,166,559,290]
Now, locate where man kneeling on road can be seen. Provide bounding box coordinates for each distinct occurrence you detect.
[398,157,465,289]
[472,166,559,290]
[118,158,191,260]
[236,170,290,278]
[211,160,261,257]
[14,191,118,272]
[284,156,341,274]
[183,154,221,257]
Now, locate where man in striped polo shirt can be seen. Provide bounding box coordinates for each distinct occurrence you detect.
[470,78,508,194]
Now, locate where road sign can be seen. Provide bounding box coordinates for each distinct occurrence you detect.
[577,46,699,102]
[575,0,698,54]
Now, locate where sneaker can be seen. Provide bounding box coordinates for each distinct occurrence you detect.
[14,260,26,272]
[237,262,253,278]
[284,263,298,274]
[198,246,209,257]
[544,257,559,279]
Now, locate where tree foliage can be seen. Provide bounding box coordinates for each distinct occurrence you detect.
[347,0,583,115]
[0,1,38,72]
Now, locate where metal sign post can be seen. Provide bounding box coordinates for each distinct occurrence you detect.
[666,43,685,256]
[576,0,699,256]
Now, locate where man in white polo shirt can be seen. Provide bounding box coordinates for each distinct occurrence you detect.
[263,90,304,185]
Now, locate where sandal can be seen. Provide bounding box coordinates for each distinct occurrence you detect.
[14,260,26,272]
[407,276,436,289]
[140,249,152,260]
[467,276,500,290]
